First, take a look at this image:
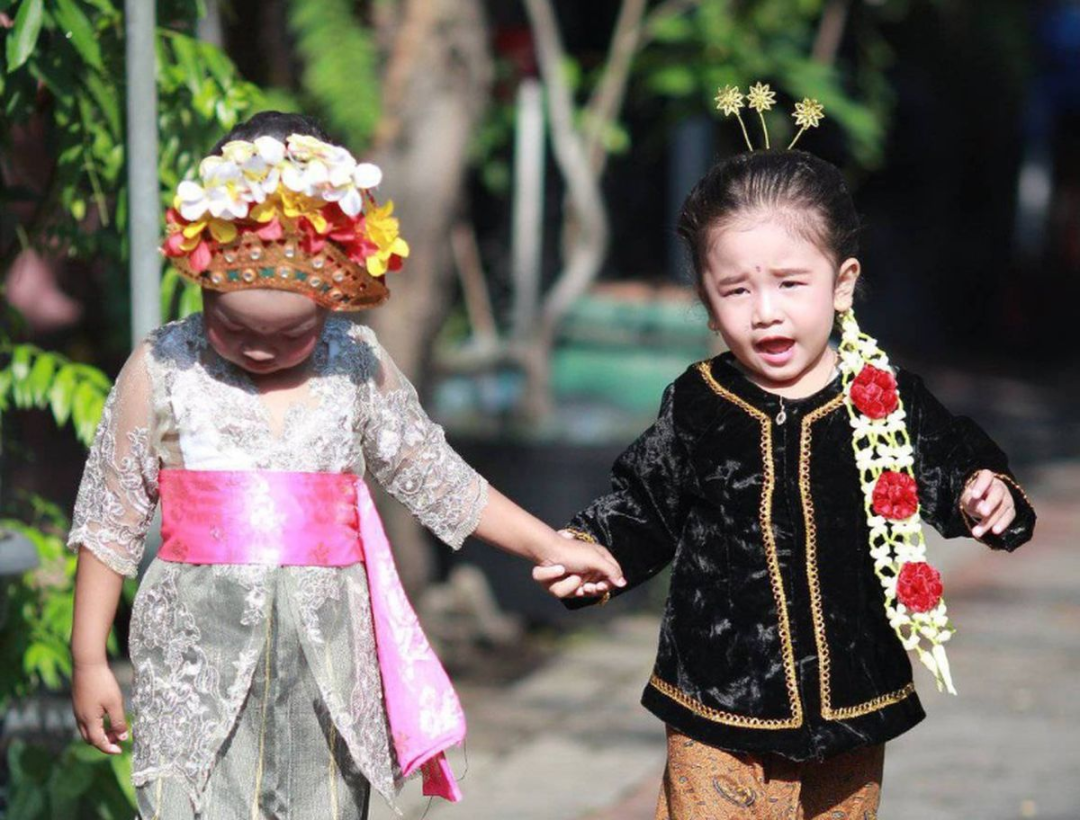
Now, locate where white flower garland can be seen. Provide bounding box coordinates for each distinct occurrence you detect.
[838,310,957,694]
[175,133,383,224]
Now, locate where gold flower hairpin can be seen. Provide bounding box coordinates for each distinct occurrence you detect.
[714,82,825,151]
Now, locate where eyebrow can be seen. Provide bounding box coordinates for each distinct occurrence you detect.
[714,272,749,287]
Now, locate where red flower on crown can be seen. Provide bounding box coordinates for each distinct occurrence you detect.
[896,561,943,613]
[872,470,920,520]
[850,365,899,419]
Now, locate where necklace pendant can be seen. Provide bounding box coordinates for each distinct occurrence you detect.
[775,400,787,425]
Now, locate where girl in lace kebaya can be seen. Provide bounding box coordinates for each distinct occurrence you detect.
[68,111,624,819]
[536,90,1037,819]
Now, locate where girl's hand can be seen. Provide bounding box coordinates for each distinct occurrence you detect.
[72,661,128,755]
[961,470,1016,539]
[532,530,626,599]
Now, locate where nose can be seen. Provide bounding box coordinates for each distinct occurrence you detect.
[751,291,781,327]
[242,348,275,362]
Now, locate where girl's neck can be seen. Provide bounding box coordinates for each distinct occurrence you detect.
[737,345,839,400]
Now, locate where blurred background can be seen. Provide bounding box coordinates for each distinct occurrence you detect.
[1,1,1078,818]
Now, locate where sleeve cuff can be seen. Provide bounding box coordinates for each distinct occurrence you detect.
[67,530,140,578]
[445,478,489,550]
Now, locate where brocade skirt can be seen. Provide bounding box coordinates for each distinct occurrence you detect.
[656,726,884,820]
[135,585,373,820]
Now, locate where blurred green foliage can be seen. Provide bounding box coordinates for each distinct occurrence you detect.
[1,2,270,813]
[285,0,382,150]
[0,305,136,818]
[471,0,934,192]
[636,0,894,166]
[5,737,134,820]
[1,0,268,338]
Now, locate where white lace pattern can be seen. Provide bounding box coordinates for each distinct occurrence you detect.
[66,313,489,809]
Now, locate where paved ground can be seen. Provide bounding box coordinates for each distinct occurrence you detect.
[374,460,1080,820]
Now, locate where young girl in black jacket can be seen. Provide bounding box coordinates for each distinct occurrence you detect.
[536,111,1036,818]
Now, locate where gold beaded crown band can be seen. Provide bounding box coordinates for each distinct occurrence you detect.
[162,133,410,310]
[714,81,825,151]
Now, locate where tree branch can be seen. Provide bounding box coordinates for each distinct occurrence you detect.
[522,0,609,337]
[582,0,648,174]
[812,0,851,65]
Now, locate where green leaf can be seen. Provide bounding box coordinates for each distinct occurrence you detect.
[108,747,135,805]
[27,351,56,404]
[178,280,203,318]
[0,368,13,410]
[48,365,77,425]
[646,65,698,98]
[71,378,98,430]
[24,642,63,689]
[82,71,121,137]
[52,0,104,71]
[5,781,47,820]
[649,13,695,44]
[6,0,45,72]
[160,266,181,319]
[168,32,202,95]
[11,344,32,380]
[48,754,95,818]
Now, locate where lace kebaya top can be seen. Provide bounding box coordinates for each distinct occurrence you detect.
[67,313,489,810]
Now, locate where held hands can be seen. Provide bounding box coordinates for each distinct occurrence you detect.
[72,661,129,755]
[532,530,626,600]
[961,470,1016,539]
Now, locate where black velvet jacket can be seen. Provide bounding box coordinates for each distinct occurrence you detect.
[566,353,1036,761]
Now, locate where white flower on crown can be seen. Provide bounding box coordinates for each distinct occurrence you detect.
[194,155,251,220]
[220,137,285,204]
[323,162,384,217]
[282,134,358,200]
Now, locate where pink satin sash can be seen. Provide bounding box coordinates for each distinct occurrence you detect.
[157,468,466,802]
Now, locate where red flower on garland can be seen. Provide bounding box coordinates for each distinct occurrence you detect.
[896,561,943,613]
[872,470,920,520]
[850,365,899,419]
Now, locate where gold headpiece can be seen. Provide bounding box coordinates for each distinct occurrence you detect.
[162,134,409,311]
[714,82,825,152]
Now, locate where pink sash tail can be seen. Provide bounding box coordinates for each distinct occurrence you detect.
[158,468,466,802]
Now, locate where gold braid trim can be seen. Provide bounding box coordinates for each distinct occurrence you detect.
[799,395,915,719]
[564,527,597,544]
[696,362,804,728]
[649,674,800,730]
[822,683,917,720]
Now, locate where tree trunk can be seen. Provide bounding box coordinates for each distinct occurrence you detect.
[363,0,493,594]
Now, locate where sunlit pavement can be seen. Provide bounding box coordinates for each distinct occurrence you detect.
[374,460,1079,820]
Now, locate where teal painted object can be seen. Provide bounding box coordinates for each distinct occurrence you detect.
[552,293,716,414]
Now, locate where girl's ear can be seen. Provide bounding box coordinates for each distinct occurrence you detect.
[833,257,861,312]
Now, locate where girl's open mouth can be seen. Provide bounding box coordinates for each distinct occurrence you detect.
[754,337,795,366]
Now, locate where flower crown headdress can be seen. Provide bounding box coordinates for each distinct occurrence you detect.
[162,133,409,311]
[715,83,958,695]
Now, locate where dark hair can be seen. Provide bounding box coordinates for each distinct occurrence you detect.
[211,110,333,154]
[676,150,861,294]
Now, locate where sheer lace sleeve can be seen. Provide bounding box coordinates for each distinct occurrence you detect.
[356,329,488,549]
[67,340,160,577]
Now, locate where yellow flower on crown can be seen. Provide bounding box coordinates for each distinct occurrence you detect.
[364,201,411,277]
[714,84,745,117]
[793,98,826,129]
[250,188,331,234]
[747,82,776,113]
